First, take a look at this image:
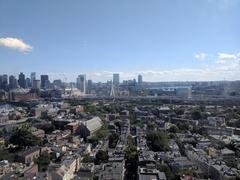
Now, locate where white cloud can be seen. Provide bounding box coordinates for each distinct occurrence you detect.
[194,53,207,61]
[215,53,238,64]
[206,0,238,11]
[42,51,240,82]
[46,65,240,82]
[218,53,237,60]
[0,37,33,52]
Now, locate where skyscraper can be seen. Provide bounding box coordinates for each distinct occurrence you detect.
[32,80,41,90]
[26,78,31,88]
[31,72,36,86]
[53,79,62,89]
[0,74,8,90]
[113,73,120,86]
[18,72,26,88]
[87,79,93,94]
[41,75,49,89]
[0,75,3,89]
[9,75,18,90]
[138,75,143,86]
[76,74,86,93]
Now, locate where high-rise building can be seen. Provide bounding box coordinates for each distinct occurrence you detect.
[138,75,143,86]
[18,72,26,88]
[53,79,62,89]
[41,75,49,89]
[87,79,93,94]
[31,72,36,86]
[113,73,120,86]
[0,74,8,90]
[3,74,8,90]
[76,74,86,93]
[26,78,31,88]
[133,78,137,86]
[0,75,3,89]
[9,75,18,90]
[32,80,41,90]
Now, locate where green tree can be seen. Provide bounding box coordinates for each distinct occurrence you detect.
[169,124,179,133]
[82,154,94,163]
[125,136,138,180]
[95,150,108,165]
[84,104,96,113]
[9,128,40,148]
[174,108,184,116]
[88,136,99,148]
[0,149,14,162]
[191,109,202,120]
[114,121,123,131]
[40,123,55,134]
[176,122,189,132]
[109,133,119,148]
[35,152,51,172]
[146,131,169,152]
[147,122,156,131]
[96,124,109,139]
[157,164,175,180]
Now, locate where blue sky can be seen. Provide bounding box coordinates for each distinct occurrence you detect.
[0,0,239,82]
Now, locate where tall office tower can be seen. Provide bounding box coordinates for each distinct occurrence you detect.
[113,73,120,86]
[18,72,26,88]
[0,75,7,89]
[76,74,86,93]
[30,72,36,86]
[26,78,31,88]
[138,75,143,86]
[133,78,137,86]
[9,75,18,90]
[0,75,3,89]
[87,79,93,94]
[1,74,8,90]
[53,79,62,89]
[41,75,49,89]
[32,80,41,90]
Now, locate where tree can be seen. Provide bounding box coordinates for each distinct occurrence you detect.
[96,124,109,139]
[88,136,99,148]
[157,164,175,180]
[169,124,179,133]
[114,121,123,131]
[174,108,184,116]
[9,128,40,148]
[146,131,169,152]
[170,112,177,118]
[82,154,94,163]
[191,109,202,120]
[40,123,55,134]
[0,149,14,162]
[125,136,138,180]
[176,122,189,132]
[95,150,108,164]
[125,142,137,161]
[147,122,156,131]
[35,152,51,172]
[109,133,119,148]
[84,104,96,114]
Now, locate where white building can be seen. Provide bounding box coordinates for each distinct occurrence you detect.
[78,117,103,138]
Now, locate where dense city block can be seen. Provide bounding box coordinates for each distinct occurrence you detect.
[1,73,240,179]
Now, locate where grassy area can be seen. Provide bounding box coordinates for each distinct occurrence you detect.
[95,124,109,139]
[0,149,15,162]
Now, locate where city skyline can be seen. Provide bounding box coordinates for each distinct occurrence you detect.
[0,0,240,82]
